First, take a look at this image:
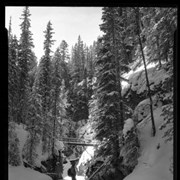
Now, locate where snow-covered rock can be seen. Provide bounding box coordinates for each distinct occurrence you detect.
[122,62,170,96]
[123,118,134,137]
[133,94,163,124]
[77,146,95,172]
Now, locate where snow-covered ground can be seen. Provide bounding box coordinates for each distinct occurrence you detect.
[9,123,66,180]
[9,122,87,180]
[9,165,52,180]
[64,176,85,180]
[9,159,85,180]
[77,146,95,169]
[124,107,173,180]
[122,61,173,180]
[123,118,134,136]
[9,124,52,180]
[15,124,28,165]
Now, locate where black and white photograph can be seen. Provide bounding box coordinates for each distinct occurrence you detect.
[7,6,176,180]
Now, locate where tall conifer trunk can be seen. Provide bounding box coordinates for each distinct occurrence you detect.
[136,7,156,136]
[52,89,57,155]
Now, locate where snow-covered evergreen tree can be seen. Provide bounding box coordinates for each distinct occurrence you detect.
[8,35,20,123]
[18,6,35,124]
[159,63,173,143]
[94,42,121,162]
[35,21,54,154]
[50,47,63,156]
[22,88,42,166]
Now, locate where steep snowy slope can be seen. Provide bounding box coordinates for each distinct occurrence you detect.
[124,107,173,180]
[9,124,53,180]
[122,62,173,180]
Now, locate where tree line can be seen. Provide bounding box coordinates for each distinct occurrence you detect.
[8,6,98,167]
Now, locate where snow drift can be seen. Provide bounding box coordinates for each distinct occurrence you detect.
[123,107,173,180]
[8,165,52,180]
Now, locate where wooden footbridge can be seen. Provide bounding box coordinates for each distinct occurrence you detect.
[59,137,97,146]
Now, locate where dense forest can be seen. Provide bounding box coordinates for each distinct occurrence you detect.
[8,7,176,180]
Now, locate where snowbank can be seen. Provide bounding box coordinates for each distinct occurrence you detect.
[123,107,173,180]
[8,166,52,180]
[129,66,169,94]
[123,118,134,136]
[15,124,28,149]
[64,175,85,180]
[62,159,71,178]
[77,146,95,170]
[15,124,28,165]
[121,62,169,96]
[62,145,95,179]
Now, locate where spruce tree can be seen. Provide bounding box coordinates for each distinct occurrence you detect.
[36,21,55,154]
[59,40,70,88]
[51,47,62,155]
[22,88,42,166]
[140,7,177,66]
[67,36,89,122]
[95,41,121,163]
[60,40,70,62]
[8,35,20,123]
[100,7,125,131]
[18,6,34,124]
[71,35,85,82]
[96,8,126,163]
[8,16,12,43]
[8,16,21,167]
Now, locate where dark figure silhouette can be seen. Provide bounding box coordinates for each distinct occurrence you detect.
[56,150,63,179]
[68,160,77,180]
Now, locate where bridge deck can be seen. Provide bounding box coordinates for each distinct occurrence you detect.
[59,138,97,146]
[63,141,96,146]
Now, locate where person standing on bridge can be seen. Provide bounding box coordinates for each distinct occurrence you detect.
[68,160,77,180]
[55,150,63,180]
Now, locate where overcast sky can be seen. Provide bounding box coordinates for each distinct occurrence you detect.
[5,6,104,61]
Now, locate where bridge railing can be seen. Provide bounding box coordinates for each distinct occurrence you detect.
[59,137,97,146]
[59,137,94,143]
